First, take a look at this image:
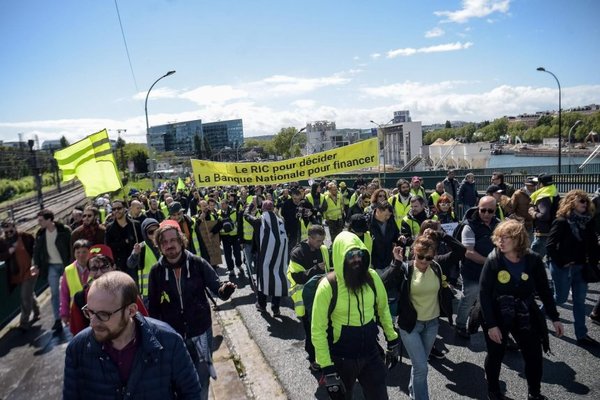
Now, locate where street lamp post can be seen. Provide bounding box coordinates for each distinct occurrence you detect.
[145,70,176,188]
[289,127,306,157]
[537,67,562,173]
[568,120,582,173]
[28,139,44,210]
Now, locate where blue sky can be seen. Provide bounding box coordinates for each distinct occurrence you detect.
[1,0,599,145]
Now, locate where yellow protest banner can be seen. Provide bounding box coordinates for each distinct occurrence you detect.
[191,138,378,187]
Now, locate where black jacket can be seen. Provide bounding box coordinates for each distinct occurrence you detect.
[382,260,452,333]
[369,213,400,270]
[33,222,71,272]
[546,216,599,268]
[479,249,559,331]
[105,217,142,270]
[148,250,229,339]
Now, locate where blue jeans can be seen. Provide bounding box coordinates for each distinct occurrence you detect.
[455,278,479,329]
[550,262,588,339]
[530,235,548,259]
[399,318,439,400]
[48,263,64,320]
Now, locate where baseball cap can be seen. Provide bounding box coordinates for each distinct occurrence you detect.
[533,173,553,185]
[524,176,537,186]
[168,201,182,215]
[89,244,114,263]
[486,185,503,194]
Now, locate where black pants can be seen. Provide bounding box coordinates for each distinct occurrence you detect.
[327,219,344,244]
[484,326,543,395]
[301,315,315,362]
[331,348,388,400]
[257,292,281,309]
[221,235,242,271]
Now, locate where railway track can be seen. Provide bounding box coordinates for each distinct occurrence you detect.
[0,182,88,233]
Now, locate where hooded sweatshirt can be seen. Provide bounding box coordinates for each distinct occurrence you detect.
[311,231,397,368]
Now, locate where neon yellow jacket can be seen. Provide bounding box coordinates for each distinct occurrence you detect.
[311,231,397,368]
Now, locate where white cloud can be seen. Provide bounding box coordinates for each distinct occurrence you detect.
[370,53,381,59]
[425,27,445,38]
[291,99,317,108]
[132,87,180,101]
[386,41,473,58]
[353,56,360,60]
[435,0,511,24]
[3,82,598,146]
[179,85,249,106]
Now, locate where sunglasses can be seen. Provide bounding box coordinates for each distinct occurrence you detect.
[438,202,450,206]
[345,249,365,259]
[479,208,496,214]
[112,206,124,211]
[578,199,588,204]
[415,254,434,261]
[82,304,127,322]
[82,214,94,218]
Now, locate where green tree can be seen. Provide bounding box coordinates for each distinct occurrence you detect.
[536,115,553,127]
[445,120,452,129]
[59,136,70,149]
[271,127,306,158]
[123,143,149,173]
[115,137,126,171]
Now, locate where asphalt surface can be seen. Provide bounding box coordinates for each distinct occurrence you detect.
[224,260,600,400]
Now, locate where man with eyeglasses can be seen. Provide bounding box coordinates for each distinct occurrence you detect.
[0,219,40,331]
[64,270,199,399]
[455,196,500,338]
[69,244,147,336]
[105,199,142,283]
[70,206,106,252]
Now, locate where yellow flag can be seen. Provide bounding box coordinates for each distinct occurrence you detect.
[177,177,186,190]
[54,129,123,196]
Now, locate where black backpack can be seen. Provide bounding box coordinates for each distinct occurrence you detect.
[303,271,377,321]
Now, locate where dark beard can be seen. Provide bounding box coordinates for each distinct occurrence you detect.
[344,260,369,292]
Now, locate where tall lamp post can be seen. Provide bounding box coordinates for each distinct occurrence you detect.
[537,67,562,173]
[145,70,176,187]
[568,120,582,173]
[289,127,306,157]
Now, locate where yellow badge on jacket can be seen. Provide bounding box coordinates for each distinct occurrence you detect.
[497,270,510,284]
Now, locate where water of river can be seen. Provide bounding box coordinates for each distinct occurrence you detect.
[487,154,600,169]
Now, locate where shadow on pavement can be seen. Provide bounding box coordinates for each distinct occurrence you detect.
[429,357,486,398]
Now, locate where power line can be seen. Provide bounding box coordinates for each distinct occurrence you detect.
[114,0,139,92]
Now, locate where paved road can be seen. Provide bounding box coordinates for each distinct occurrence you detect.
[223,263,600,400]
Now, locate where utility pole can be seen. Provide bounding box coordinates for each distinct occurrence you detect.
[28,139,44,210]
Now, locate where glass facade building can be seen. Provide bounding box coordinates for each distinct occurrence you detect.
[147,118,243,155]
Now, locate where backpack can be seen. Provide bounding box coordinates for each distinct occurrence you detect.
[302,271,377,321]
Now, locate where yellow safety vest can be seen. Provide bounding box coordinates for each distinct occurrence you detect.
[323,193,343,221]
[340,189,350,206]
[349,192,359,209]
[300,218,312,241]
[390,195,411,230]
[287,244,331,317]
[64,262,85,307]
[430,192,442,208]
[190,217,202,257]
[99,208,107,224]
[160,202,169,217]
[141,246,158,298]
[402,215,421,239]
[218,208,238,236]
[410,187,427,199]
[362,231,373,258]
[243,210,261,241]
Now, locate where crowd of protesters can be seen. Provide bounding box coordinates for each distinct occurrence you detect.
[0,169,599,400]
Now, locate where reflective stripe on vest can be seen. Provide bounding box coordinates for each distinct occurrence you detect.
[191,218,201,257]
[402,215,420,239]
[391,196,411,230]
[64,262,84,306]
[288,244,331,317]
[300,219,312,241]
[141,246,158,298]
[324,193,343,221]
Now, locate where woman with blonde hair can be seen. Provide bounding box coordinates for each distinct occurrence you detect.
[546,189,599,346]
[480,219,563,400]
